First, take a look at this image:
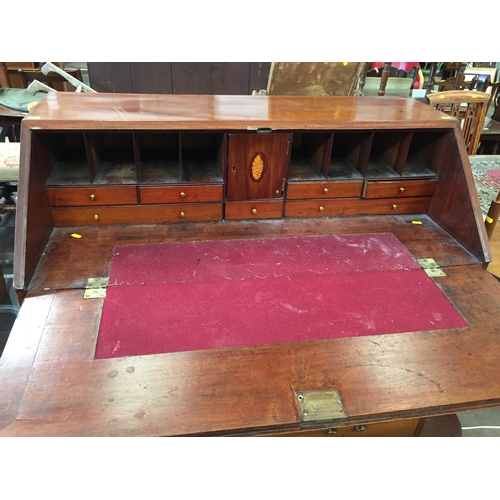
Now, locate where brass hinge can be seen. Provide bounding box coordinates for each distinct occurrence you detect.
[417,258,446,277]
[84,277,109,299]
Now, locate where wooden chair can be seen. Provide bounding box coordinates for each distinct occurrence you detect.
[17,67,83,92]
[481,76,500,111]
[475,78,500,155]
[0,63,23,142]
[427,90,490,155]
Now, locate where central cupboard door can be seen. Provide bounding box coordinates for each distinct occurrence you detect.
[227,133,290,201]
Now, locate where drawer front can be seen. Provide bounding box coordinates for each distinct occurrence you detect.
[263,418,420,437]
[363,179,438,199]
[51,203,223,226]
[286,180,363,200]
[285,197,432,218]
[46,186,138,207]
[139,185,223,204]
[225,200,284,220]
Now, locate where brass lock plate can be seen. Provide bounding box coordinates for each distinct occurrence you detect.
[84,277,109,299]
[295,389,346,424]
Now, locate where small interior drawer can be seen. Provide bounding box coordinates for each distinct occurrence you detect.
[225,200,284,220]
[285,197,432,218]
[363,179,438,199]
[51,203,223,226]
[139,185,223,204]
[46,186,138,207]
[286,180,363,200]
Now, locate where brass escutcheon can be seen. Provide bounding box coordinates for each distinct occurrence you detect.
[89,194,95,200]
[319,206,325,212]
[180,192,186,198]
[323,187,329,194]
[93,214,99,221]
[392,204,398,210]
[399,187,405,192]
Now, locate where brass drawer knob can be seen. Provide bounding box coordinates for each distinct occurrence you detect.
[323,428,338,435]
[89,194,95,200]
[180,211,185,218]
[252,208,257,215]
[93,214,99,221]
[392,204,398,210]
[323,187,329,194]
[319,206,325,212]
[355,425,366,432]
[180,191,186,198]
[399,187,405,192]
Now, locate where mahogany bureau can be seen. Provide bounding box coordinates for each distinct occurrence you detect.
[1,93,499,437]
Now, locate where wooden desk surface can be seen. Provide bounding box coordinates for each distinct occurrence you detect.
[2,215,500,436]
[24,92,449,131]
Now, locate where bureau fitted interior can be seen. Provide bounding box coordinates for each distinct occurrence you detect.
[37,128,447,226]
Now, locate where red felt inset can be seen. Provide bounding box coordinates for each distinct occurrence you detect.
[95,234,467,359]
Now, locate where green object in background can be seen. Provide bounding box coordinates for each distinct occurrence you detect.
[0,88,47,112]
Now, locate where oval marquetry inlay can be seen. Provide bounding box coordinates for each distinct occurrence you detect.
[251,153,265,181]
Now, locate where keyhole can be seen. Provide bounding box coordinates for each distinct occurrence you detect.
[232,166,236,172]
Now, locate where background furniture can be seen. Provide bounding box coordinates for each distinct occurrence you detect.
[88,62,271,95]
[266,62,363,96]
[16,67,83,92]
[0,63,23,141]
[478,81,500,155]
[427,90,490,155]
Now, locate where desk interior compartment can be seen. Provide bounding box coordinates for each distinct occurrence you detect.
[180,132,225,183]
[288,132,330,181]
[137,132,181,184]
[365,131,410,179]
[403,131,446,178]
[88,132,137,185]
[43,132,91,186]
[328,132,368,180]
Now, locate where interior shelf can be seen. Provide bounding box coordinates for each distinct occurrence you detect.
[43,133,90,186]
[137,132,181,184]
[90,133,136,185]
[289,132,329,181]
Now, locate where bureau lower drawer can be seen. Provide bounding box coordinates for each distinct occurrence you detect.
[262,418,421,437]
[51,203,223,226]
[139,185,223,204]
[285,197,432,217]
[363,179,438,199]
[46,186,138,207]
[225,200,284,220]
[286,180,363,200]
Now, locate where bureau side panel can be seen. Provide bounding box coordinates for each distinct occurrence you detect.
[428,127,490,263]
[14,127,54,291]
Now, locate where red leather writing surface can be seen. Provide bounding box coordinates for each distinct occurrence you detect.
[95,234,467,359]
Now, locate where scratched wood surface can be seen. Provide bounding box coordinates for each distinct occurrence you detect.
[2,217,500,436]
[23,93,451,131]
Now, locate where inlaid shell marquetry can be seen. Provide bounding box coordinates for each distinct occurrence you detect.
[251,153,265,181]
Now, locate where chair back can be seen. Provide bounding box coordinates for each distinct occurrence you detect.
[427,90,490,154]
[481,76,500,115]
[17,67,83,91]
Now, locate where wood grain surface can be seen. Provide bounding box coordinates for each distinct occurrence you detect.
[2,216,500,436]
